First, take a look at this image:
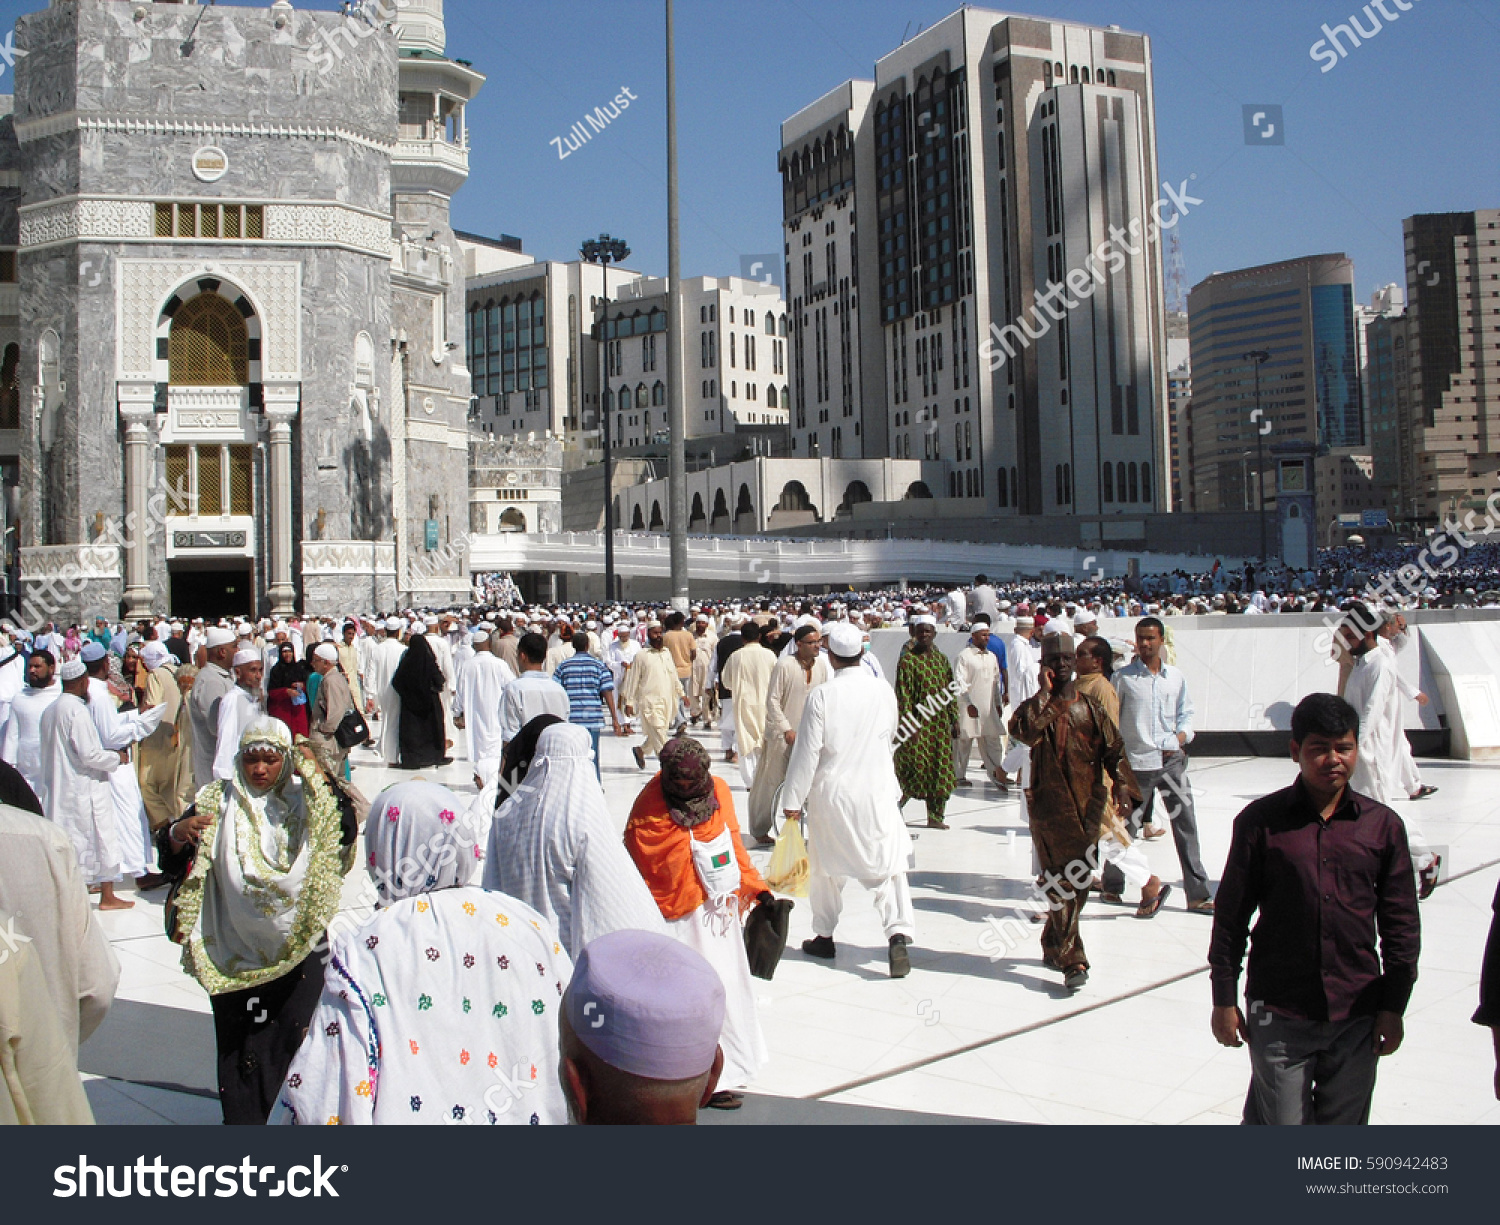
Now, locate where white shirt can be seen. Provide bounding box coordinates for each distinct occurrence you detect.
[781,666,912,884]
[1004,633,1040,708]
[1,683,62,798]
[37,695,122,884]
[1111,659,1194,772]
[497,672,571,746]
[1345,645,1403,806]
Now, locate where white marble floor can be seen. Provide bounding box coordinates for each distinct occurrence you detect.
[79,727,1500,1125]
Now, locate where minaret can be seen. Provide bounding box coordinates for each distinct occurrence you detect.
[388,0,485,606]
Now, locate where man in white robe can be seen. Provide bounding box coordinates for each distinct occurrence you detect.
[212,650,264,783]
[366,618,408,765]
[1379,615,1437,801]
[953,623,1007,787]
[454,629,515,782]
[721,621,776,790]
[746,626,829,842]
[0,633,25,732]
[1342,608,1439,894]
[1,649,62,801]
[620,624,683,770]
[1001,617,1041,785]
[780,624,916,978]
[82,645,165,890]
[0,802,119,1057]
[38,663,131,908]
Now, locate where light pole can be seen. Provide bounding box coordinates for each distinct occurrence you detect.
[581,233,630,604]
[665,0,688,612]
[1244,349,1270,562]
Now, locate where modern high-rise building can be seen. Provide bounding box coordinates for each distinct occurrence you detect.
[1186,254,1362,515]
[779,7,1169,515]
[1398,209,1500,524]
[1166,338,1190,510]
[1360,286,1408,516]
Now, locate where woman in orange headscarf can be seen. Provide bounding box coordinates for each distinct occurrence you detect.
[624,736,770,1109]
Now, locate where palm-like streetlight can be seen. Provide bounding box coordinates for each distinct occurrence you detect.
[581,234,630,602]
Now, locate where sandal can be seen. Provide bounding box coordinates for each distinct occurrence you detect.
[704,1091,744,1110]
[1142,824,1167,840]
[1135,883,1171,919]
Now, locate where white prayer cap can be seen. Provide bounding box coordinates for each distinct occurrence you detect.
[1014,616,1035,627]
[169,622,183,633]
[80,642,107,663]
[911,614,937,627]
[141,642,171,671]
[470,629,490,644]
[998,600,1012,610]
[59,659,87,681]
[205,627,236,649]
[793,613,819,630]
[235,622,253,636]
[564,930,725,1082]
[825,622,863,659]
[515,613,530,624]
[424,615,439,628]
[232,648,260,668]
[383,617,402,632]
[478,620,496,631]
[1049,618,1074,637]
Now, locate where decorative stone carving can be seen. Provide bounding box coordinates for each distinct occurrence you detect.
[119,260,302,380]
[19,543,123,580]
[300,540,398,576]
[264,204,392,258]
[19,198,155,247]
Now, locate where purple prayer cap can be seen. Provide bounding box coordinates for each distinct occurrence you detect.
[564,930,725,1081]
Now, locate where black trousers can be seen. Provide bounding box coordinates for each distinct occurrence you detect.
[209,950,328,1125]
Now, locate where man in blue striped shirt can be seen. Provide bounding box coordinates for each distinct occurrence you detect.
[554,632,624,779]
[1111,617,1214,912]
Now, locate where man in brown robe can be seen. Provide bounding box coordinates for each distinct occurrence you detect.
[1008,632,1138,991]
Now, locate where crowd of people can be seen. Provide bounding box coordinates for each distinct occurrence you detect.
[0,535,1497,1126]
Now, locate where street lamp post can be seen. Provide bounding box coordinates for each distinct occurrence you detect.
[664,0,688,612]
[581,233,630,604]
[1245,349,1270,562]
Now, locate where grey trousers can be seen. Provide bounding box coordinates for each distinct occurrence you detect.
[1243,1012,1379,1125]
[1105,752,1212,903]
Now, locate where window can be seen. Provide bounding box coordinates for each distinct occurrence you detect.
[156,202,263,240]
[1117,462,1127,502]
[1103,462,1114,502]
[1141,462,1151,502]
[169,294,248,386]
[998,467,1008,507]
[651,381,665,407]
[1128,462,1139,502]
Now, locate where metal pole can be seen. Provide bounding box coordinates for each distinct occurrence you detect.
[1254,360,1267,561]
[665,0,689,612]
[600,260,615,604]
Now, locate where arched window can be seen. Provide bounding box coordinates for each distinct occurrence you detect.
[766,384,775,406]
[1103,462,1114,502]
[636,384,649,409]
[1128,462,1139,502]
[0,342,18,429]
[630,505,645,530]
[764,314,775,335]
[1064,463,1071,504]
[651,381,665,406]
[1055,464,1064,505]
[169,294,248,385]
[1141,463,1151,502]
[997,467,1008,507]
[1116,462,1127,502]
[1070,65,1079,83]
[649,501,664,530]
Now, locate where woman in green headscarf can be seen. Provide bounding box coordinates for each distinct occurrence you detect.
[159,716,357,1124]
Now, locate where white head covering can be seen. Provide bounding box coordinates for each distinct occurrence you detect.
[825,622,863,659]
[482,723,663,959]
[232,648,260,668]
[365,781,480,905]
[313,642,339,663]
[141,641,172,671]
[59,659,87,681]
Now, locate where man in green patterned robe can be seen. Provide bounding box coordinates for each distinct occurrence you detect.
[893,615,958,829]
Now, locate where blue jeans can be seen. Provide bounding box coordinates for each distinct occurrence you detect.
[582,725,602,779]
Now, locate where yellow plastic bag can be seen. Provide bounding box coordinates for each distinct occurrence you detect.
[765,817,809,898]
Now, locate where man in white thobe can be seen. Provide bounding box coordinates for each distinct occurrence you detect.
[366,618,408,766]
[0,802,120,1059]
[780,623,916,979]
[1341,608,1439,894]
[721,621,775,790]
[38,663,131,909]
[1001,617,1040,785]
[212,651,265,783]
[454,629,515,781]
[746,625,829,843]
[1,650,62,801]
[620,624,682,769]
[82,644,165,889]
[953,623,1007,787]
[1379,614,1437,801]
[0,634,25,732]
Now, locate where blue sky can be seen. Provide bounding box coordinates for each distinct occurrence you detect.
[3,0,1497,303]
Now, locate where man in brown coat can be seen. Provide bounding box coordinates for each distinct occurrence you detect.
[307,643,355,776]
[1008,632,1138,991]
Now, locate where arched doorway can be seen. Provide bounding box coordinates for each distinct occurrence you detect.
[649,501,664,530]
[710,488,731,534]
[733,483,757,534]
[903,480,933,500]
[499,507,527,532]
[767,479,819,530]
[689,492,706,532]
[836,480,872,519]
[630,504,645,530]
[158,282,264,619]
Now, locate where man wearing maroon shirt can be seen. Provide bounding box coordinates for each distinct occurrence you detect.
[1209,692,1420,1125]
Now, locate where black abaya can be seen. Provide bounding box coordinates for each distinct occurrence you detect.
[391,633,447,768]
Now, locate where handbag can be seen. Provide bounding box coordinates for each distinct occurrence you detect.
[334,706,369,749]
[744,896,794,980]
